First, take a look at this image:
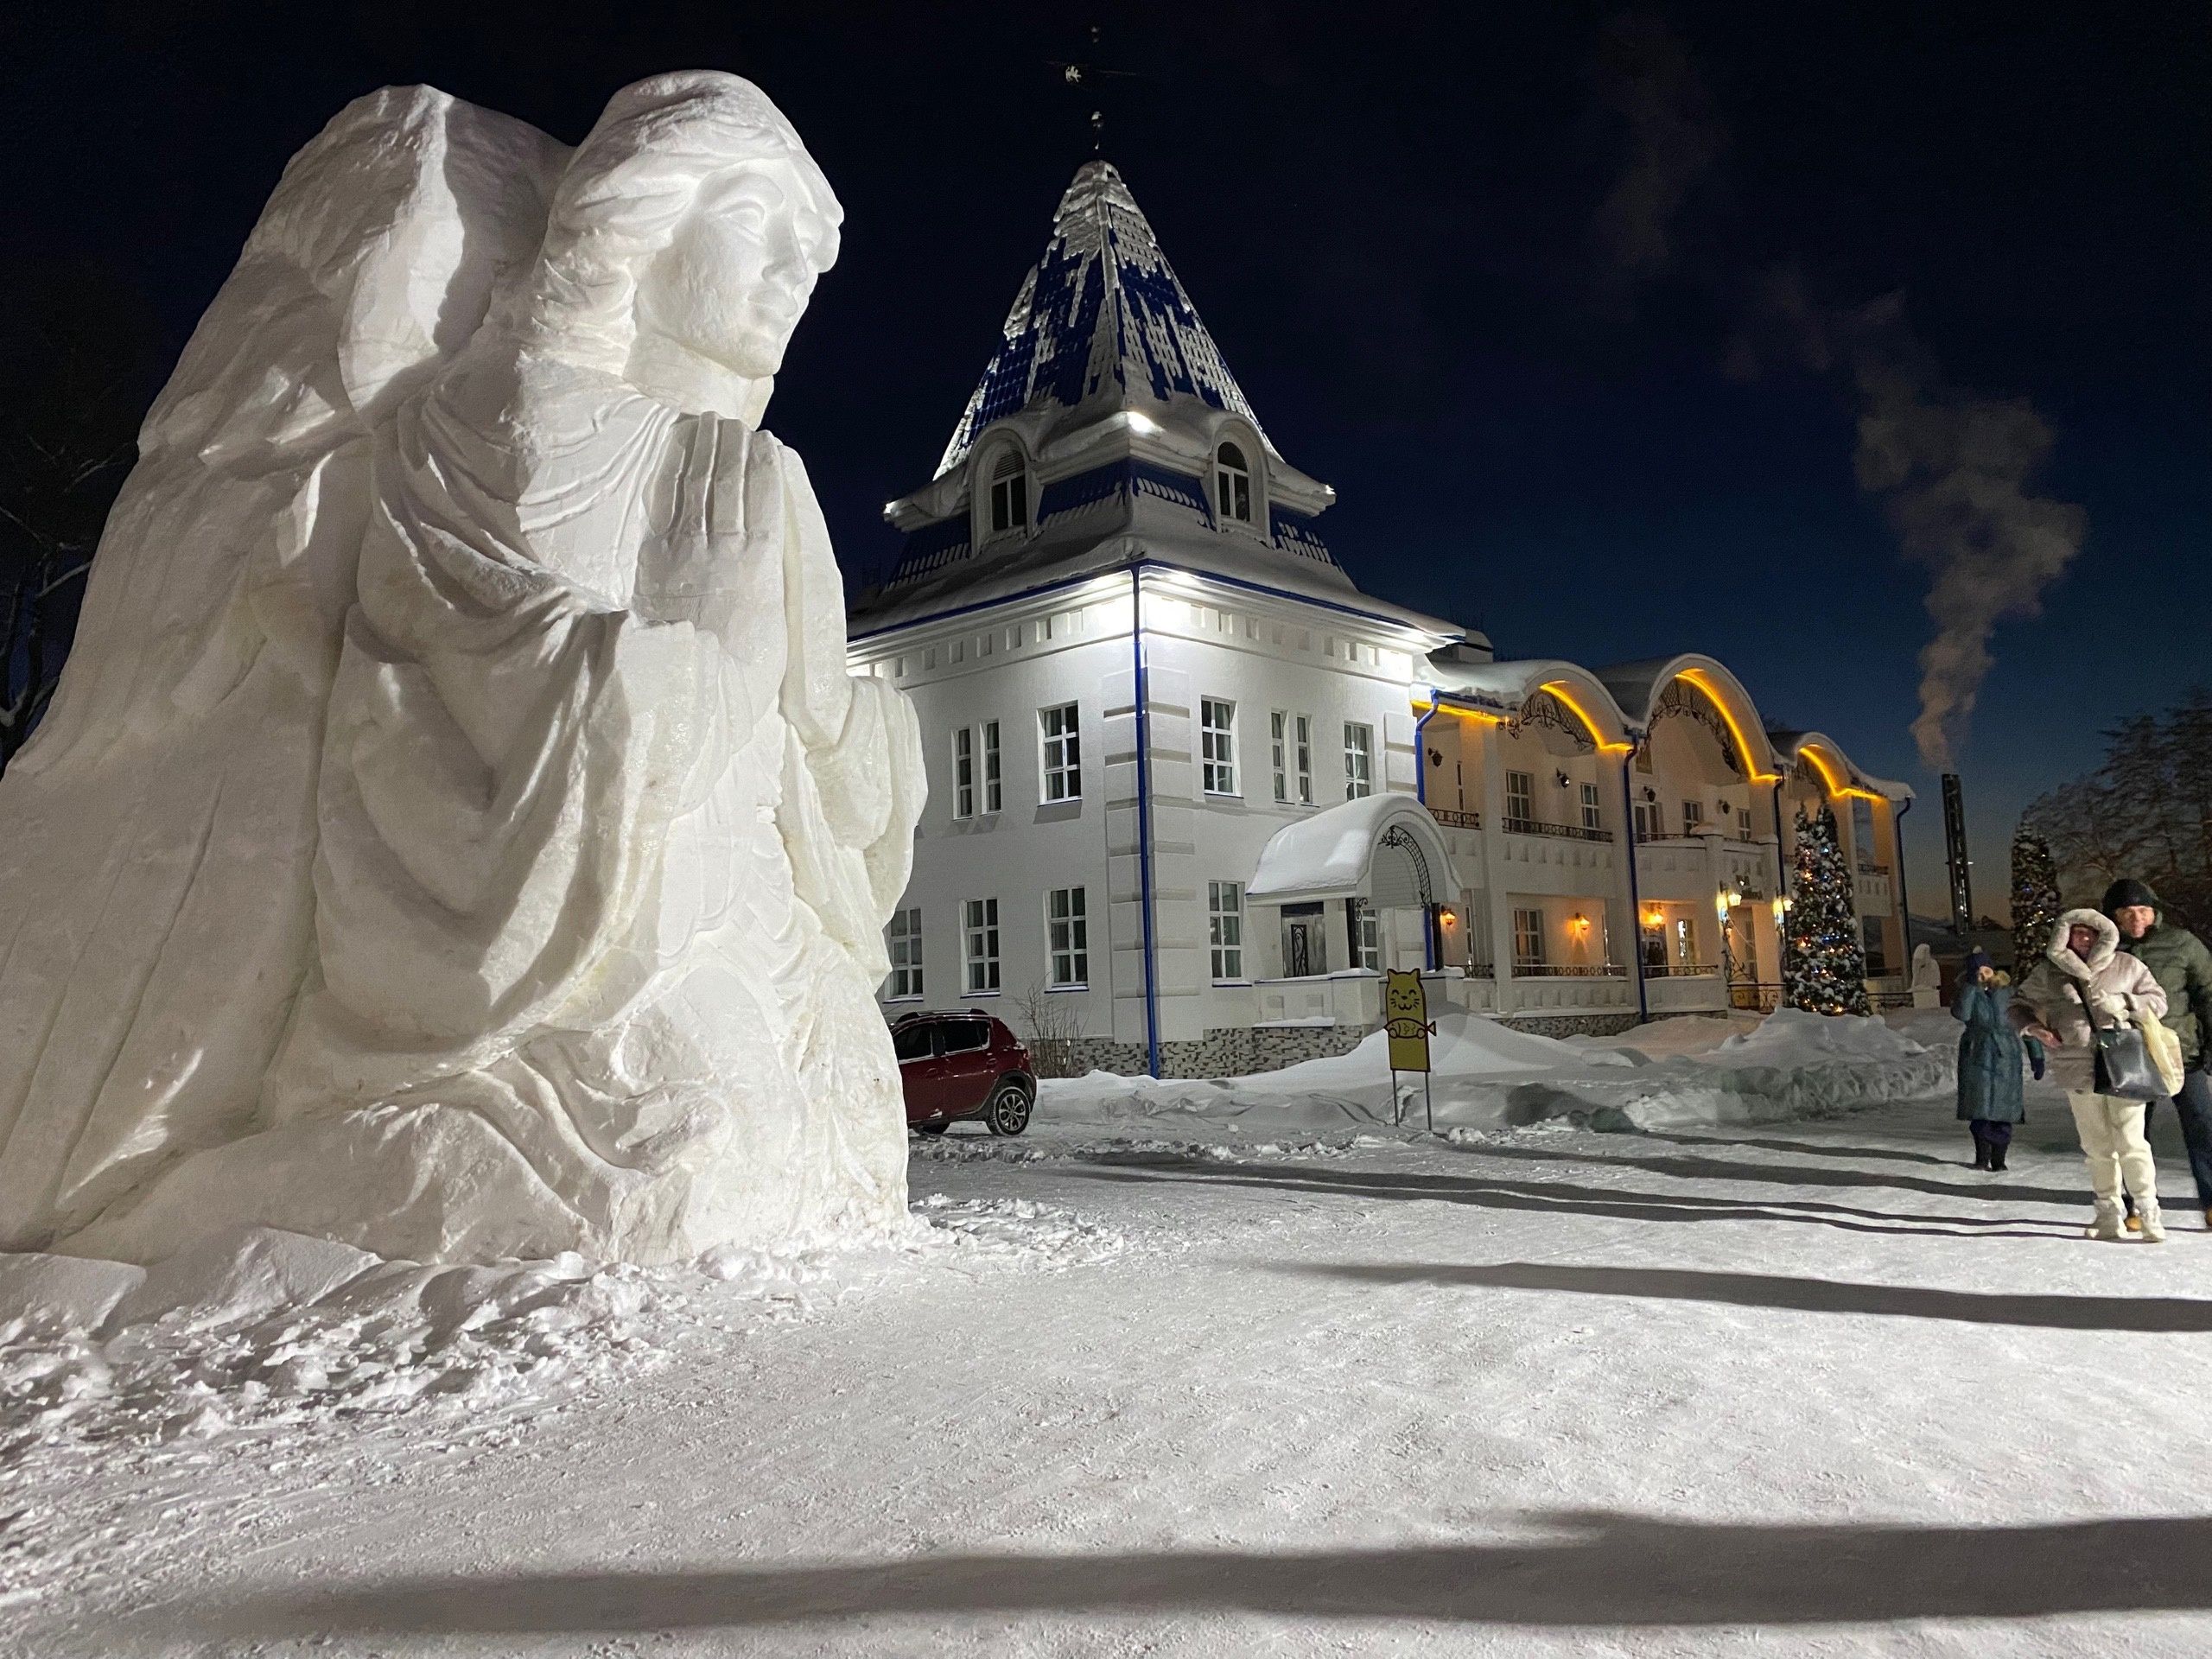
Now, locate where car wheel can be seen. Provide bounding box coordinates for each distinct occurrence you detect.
[914,1122,950,1137]
[983,1081,1033,1137]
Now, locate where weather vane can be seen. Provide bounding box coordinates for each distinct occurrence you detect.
[1049,23,1141,154]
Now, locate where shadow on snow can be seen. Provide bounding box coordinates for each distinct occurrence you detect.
[184,1513,2212,1635]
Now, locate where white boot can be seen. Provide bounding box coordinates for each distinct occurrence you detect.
[2137,1202,2168,1243]
[2087,1202,2126,1242]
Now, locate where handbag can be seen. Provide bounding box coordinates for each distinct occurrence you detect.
[2142,1015,2187,1096]
[2071,976,2165,1101]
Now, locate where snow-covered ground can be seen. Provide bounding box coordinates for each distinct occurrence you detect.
[9,1011,2212,1656]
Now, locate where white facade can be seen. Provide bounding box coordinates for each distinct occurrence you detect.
[850,161,1913,1076]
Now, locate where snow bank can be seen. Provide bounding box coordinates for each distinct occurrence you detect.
[1,1198,1133,1460]
[1039,1007,1954,1135]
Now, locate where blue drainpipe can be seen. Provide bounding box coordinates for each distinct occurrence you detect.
[1772,779,1790,982]
[1620,750,1649,1024]
[1130,569,1162,1078]
[1414,691,1440,971]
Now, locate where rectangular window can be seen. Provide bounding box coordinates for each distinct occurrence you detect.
[1633,800,1662,842]
[885,907,923,999]
[1269,710,1289,804]
[1039,703,1081,802]
[1295,715,1313,804]
[1346,897,1381,971]
[952,728,975,820]
[1046,887,1088,988]
[1682,800,1706,836]
[1344,721,1374,799]
[1209,881,1244,981]
[1200,697,1237,795]
[1580,781,1603,832]
[1513,906,1547,968]
[962,898,1001,993]
[1675,916,1696,966]
[982,720,1001,814]
[1738,804,1753,838]
[1506,770,1534,824]
[1861,916,1890,976]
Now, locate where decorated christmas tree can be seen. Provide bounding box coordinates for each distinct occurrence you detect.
[1784,804,1872,1015]
[2010,825,2062,971]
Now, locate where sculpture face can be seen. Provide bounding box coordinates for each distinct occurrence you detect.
[633,160,841,381]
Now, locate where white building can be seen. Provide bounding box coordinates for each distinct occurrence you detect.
[848,161,1913,1076]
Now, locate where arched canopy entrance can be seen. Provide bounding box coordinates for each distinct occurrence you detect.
[1247,795,1457,908]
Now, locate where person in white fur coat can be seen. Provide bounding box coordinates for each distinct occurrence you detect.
[2014,908,2171,1241]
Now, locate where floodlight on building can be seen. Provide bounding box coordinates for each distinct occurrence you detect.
[1124,410,1160,435]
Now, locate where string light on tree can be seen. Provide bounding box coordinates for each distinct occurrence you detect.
[1783,804,1872,1016]
[2010,825,2062,971]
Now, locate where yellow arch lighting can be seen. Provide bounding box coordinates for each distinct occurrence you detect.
[1539,682,1632,754]
[1795,743,1886,803]
[1409,693,1504,725]
[1676,669,1777,782]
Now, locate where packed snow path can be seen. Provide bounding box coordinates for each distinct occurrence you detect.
[11,1100,2212,1657]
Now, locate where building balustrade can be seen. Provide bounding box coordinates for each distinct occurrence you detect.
[1425,804,1482,830]
[1643,961,1719,978]
[1858,861,1891,876]
[1512,963,1627,978]
[1502,816,1614,843]
[1730,982,1783,1013]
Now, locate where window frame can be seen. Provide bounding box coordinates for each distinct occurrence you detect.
[982,719,1001,814]
[952,727,975,820]
[1200,697,1239,797]
[1046,886,1090,988]
[1295,715,1313,804]
[986,448,1030,538]
[1682,799,1706,836]
[1346,897,1381,972]
[1039,702,1082,804]
[1579,781,1604,833]
[1214,441,1254,525]
[1269,710,1289,804]
[962,897,1001,994]
[1512,906,1547,968]
[885,906,924,1000]
[1506,769,1535,824]
[1343,721,1375,801]
[1208,880,1245,982]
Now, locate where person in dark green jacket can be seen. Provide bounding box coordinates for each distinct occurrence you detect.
[2105,878,2212,1225]
[1953,949,2027,1171]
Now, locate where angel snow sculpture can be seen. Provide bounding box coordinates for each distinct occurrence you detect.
[0,73,924,1266]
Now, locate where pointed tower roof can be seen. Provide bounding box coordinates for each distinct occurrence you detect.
[935,161,1273,477]
[852,161,1467,646]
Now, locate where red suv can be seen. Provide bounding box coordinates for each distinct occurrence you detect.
[891,1012,1035,1136]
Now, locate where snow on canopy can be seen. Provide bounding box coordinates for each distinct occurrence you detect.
[935,160,1272,477]
[1247,794,1454,905]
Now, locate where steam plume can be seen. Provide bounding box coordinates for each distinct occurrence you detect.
[1593,23,2087,771]
[1591,15,1724,281]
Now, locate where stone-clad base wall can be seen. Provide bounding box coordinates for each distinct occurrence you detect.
[1498,1012,1644,1040]
[1057,1011,1643,1079]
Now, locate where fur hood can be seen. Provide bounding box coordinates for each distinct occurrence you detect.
[2046,907,2119,976]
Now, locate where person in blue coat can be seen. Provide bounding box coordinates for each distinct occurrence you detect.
[1955,949,2029,1170]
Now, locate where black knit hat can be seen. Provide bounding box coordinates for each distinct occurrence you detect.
[2102,878,2161,915]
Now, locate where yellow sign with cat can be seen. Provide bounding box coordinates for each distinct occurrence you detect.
[1382,969,1433,1073]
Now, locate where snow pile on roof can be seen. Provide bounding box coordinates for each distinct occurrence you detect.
[1246,794,1445,902]
[1040,1007,1954,1134]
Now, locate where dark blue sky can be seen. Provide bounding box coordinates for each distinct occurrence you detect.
[6,2,2204,915]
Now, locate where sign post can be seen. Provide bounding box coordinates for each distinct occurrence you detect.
[1382,969,1435,1132]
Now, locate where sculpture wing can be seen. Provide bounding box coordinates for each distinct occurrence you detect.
[0,87,568,1249]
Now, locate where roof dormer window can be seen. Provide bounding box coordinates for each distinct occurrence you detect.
[1214,442,1253,525]
[987,448,1030,537]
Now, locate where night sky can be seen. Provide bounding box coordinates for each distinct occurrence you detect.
[7,2,2204,916]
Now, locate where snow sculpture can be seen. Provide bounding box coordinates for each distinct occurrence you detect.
[0,74,923,1267]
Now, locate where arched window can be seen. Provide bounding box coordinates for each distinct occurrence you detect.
[987,448,1029,537]
[1214,442,1252,524]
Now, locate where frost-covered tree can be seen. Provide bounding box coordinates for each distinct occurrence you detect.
[1784,804,1872,1016]
[2010,825,2063,970]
